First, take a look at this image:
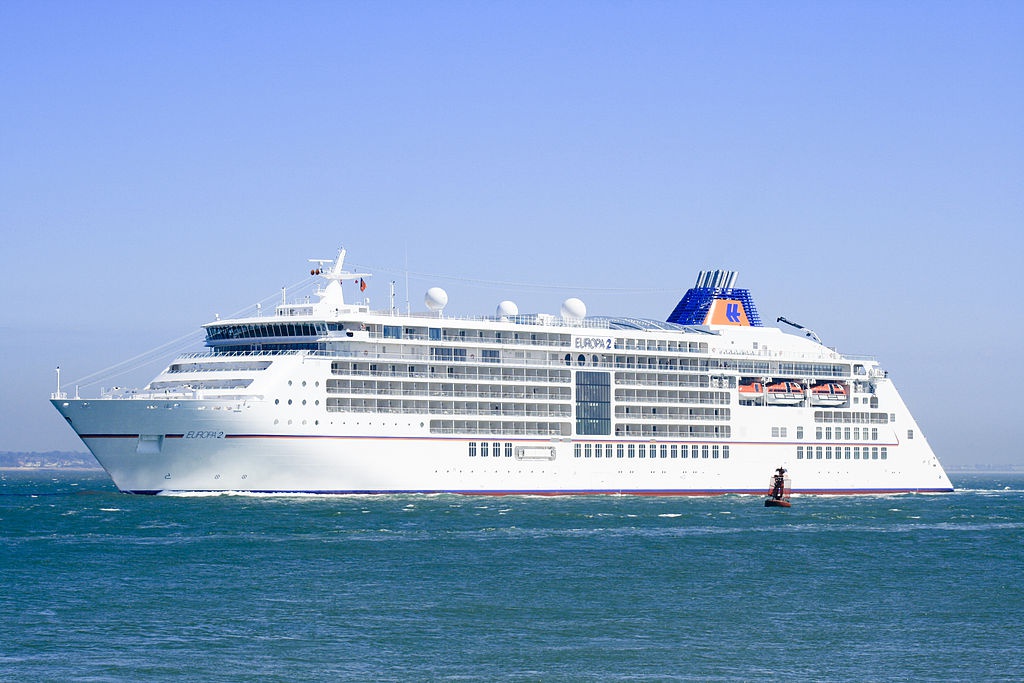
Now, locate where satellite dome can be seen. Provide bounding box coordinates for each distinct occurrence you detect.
[561,297,586,320]
[425,287,448,312]
[496,300,519,319]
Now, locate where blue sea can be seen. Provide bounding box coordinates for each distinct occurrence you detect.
[1,471,1022,682]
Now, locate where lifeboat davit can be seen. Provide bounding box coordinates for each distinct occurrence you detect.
[765,381,804,405]
[810,382,848,406]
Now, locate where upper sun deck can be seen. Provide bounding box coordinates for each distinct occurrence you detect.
[200,251,870,363]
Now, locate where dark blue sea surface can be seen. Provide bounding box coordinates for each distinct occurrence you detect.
[1,470,1022,682]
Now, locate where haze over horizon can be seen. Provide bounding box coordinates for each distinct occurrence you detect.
[2,1,1021,469]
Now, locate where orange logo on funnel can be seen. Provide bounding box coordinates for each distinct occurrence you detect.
[706,299,750,326]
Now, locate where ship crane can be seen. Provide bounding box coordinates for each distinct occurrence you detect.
[777,316,822,344]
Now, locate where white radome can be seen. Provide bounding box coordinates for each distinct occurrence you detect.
[425,287,449,312]
[561,297,586,320]
[496,300,519,319]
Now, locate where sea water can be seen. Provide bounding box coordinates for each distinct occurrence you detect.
[1,470,1022,682]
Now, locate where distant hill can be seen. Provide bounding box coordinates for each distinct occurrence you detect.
[0,451,101,469]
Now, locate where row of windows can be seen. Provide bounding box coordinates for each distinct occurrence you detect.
[168,360,273,373]
[727,361,849,376]
[431,420,569,437]
[771,426,884,441]
[329,362,571,384]
[326,379,571,401]
[211,343,318,354]
[814,410,889,424]
[817,426,879,441]
[206,323,322,341]
[325,398,571,418]
[615,424,731,439]
[616,389,730,406]
[797,446,888,460]
[465,442,732,459]
[572,443,731,459]
[468,442,515,458]
[615,406,729,421]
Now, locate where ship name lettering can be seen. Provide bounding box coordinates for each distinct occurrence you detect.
[185,431,225,439]
[573,337,612,350]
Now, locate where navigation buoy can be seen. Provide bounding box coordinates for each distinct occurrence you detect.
[764,467,791,508]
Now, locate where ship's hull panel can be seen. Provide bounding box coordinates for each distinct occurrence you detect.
[53,398,953,495]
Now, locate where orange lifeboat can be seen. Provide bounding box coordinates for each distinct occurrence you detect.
[811,382,848,405]
[765,381,804,405]
[738,382,765,401]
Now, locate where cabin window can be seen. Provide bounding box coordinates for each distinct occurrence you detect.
[574,444,581,458]
[797,446,804,459]
[469,442,477,457]
[907,429,915,440]
[617,444,624,458]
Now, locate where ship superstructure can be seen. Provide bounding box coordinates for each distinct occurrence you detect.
[51,249,953,494]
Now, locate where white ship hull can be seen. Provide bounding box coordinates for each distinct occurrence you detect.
[51,256,953,495]
[51,379,951,495]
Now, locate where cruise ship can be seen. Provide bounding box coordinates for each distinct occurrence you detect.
[51,249,953,495]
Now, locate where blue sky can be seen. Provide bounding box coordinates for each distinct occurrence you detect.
[1,1,1021,467]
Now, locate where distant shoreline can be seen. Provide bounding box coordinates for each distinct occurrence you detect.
[0,466,103,472]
